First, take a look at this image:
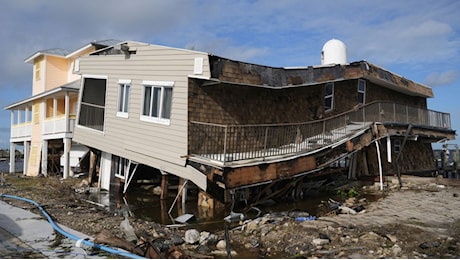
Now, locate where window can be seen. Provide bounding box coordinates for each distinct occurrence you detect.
[35,60,41,81]
[324,83,334,112]
[141,80,174,125]
[78,77,107,131]
[117,80,131,118]
[114,155,128,179]
[394,140,401,156]
[358,79,366,105]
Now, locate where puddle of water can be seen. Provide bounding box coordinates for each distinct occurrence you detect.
[80,185,384,234]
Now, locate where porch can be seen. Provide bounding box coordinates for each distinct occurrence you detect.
[188,101,452,167]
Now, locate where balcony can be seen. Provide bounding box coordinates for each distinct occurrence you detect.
[43,115,76,135]
[189,101,452,166]
[10,116,76,141]
[10,122,32,140]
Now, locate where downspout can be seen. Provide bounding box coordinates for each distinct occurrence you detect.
[375,141,383,190]
[396,124,412,188]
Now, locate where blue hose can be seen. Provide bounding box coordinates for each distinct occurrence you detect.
[0,194,146,259]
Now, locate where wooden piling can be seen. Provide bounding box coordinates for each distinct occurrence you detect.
[160,174,168,200]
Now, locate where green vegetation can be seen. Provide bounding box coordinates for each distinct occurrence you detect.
[336,187,360,198]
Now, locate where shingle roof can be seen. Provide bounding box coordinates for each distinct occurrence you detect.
[91,39,122,47]
[38,48,71,57]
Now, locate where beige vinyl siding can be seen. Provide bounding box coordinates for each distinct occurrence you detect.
[32,56,45,95]
[73,44,210,174]
[45,56,68,91]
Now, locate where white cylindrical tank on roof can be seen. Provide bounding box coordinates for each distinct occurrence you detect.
[321,39,347,65]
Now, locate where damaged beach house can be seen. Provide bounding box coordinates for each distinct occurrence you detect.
[5,39,456,208]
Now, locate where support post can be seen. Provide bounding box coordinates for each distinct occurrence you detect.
[160,174,168,200]
[396,125,412,188]
[9,143,16,173]
[386,136,392,163]
[362,150,369,176]
[63,138,71,179]
[88,150,97,185]
[181,179,188,214]
[41,140,48,176]
[23,141,30,176]
[65,91,70,132]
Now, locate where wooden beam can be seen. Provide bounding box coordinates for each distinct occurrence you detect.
[160,175,168,200]
[225,156,316,189]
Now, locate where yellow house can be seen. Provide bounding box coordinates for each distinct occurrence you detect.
[4,40,120,178]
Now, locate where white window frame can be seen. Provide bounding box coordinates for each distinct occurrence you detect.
[116,79,131,118]
[324,82,334,112]
[140,80,174,125]
[114,156,128,179]
[358,79,366,105]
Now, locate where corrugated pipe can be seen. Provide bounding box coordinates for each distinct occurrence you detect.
[0,194,145,259]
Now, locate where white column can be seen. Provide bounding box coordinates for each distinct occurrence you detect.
[53,96,57,132]
[41,140,48,176]
[65,92,70,132]
[23,141,30,176]
[17,109,21,124]
[25,106,29,122]
[9,143,15,173]
[63,138,71,179]
[386,136,392,163]
[10,110,14,127]
[181,180,188,212]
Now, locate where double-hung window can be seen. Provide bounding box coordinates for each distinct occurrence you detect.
[324,82,334,112]
[117,80,131,118]
[358,79,366,105]
[141,80,173,125]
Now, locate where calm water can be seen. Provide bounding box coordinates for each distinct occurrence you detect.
[0,159,23,173]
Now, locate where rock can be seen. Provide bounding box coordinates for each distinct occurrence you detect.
[338,206,357,215]
[260,226,271,236]
[196,244,211,254]
[359,231,383,242]
[319,233,330,241]
[386,234,398,243]
[211,249,237,257]
[345,197,357,206]
[152,186,162,195]
[216,239,226,250]
[312,238,330,246]
[199,231,210,245]
[419,241,441,249]
[246,219,258,232]
[171,234,184,245]
[120,217,137,243]
[184,229,200,244]
[392,244,402,255]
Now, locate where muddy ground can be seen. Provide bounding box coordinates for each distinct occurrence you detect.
[1,173,460,258]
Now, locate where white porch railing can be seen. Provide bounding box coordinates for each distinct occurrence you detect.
[10,123,32,139]
[43,117,76,135]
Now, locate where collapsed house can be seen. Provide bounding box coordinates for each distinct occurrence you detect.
[7,39,456,206]
[71,39,455,204]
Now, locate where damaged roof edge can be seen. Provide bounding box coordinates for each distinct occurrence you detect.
[207,56,433,97]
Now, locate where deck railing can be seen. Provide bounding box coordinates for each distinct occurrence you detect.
[189,101,451,164]
[43,116,76,135]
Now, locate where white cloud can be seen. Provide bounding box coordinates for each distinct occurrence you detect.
[425,70,458,87]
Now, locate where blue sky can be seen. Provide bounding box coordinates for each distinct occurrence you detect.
[0,0,459,149]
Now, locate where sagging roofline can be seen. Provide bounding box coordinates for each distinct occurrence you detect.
[204,56,433,98]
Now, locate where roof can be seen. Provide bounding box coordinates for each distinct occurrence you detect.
[4,80,81,110]
[24,39,122,64]
[202,56,434,98]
